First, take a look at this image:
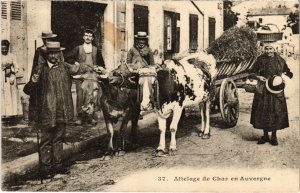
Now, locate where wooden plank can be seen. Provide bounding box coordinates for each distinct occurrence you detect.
[222,62,232,75]
[233,61,244,75]
[215,72,252,86]
[240,59,251,72]
[228,62,237,75]
[228,62,238,75]
[247,57,257,71]
[217,62,228,76]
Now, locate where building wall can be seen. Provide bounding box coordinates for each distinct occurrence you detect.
[102,1,117,71]
[124,1,223,59]
[24,1,224,77]
[194,1,224,49]
[248,15,288,30]
[26,1,52,80]
[5,1,223,117]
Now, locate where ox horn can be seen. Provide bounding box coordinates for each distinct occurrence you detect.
[128,75,137,84]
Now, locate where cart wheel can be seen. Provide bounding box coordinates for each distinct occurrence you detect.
[219,78,239,127]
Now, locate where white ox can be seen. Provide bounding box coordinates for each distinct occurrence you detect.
[137,51,216,156]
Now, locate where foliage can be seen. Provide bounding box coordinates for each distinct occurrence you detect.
[223,1,239,31]
[287,4,299,34]
[207,26,258,62]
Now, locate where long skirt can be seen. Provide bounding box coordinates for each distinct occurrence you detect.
[250,87,289,131]
[1,74,22,117]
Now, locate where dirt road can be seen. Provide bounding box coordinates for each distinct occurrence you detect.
[3,57,299,192]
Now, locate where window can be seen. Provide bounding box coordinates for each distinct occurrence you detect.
[259,18,263,23]
[164,11,180,60]
[189,14,198,52]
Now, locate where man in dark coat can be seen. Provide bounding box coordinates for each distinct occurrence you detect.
[28,31,60,123]
[250,42,293,145]
[66,29,105,125]
[127,31,155,70]
[24,42,89,178]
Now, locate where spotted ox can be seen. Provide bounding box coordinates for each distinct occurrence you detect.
[137,52,216,156]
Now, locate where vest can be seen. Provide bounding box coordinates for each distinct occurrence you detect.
[77,45,98,65]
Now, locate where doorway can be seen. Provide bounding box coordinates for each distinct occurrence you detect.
[51,1,106,52]
[133,4,149,45]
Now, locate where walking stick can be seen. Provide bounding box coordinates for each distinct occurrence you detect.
[34,69,43,184]
[35,122,43,184]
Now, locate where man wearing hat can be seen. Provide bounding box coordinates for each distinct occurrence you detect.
[250,41,293,145]
[66,29,105,125]
[127,31,155,70]
[32,31,58,76]
[24,42,89,178]
[28,31,62,123]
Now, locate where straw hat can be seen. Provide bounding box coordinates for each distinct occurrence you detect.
[38,31,57,39]
[41,42,65,52]
[134,31,149,38]
[266,75,285,94]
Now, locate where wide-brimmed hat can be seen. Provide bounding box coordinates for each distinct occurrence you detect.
[41,42,65,52]
[38,31,57,39]
[134,31,149,39]
[266,75,285,94]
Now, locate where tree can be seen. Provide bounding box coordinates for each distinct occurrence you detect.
[223,1,240,31]
[287,3,299,34]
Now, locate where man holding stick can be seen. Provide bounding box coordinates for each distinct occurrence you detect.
[24,42,89,179]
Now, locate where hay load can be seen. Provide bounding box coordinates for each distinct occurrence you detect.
[207,26,258,62]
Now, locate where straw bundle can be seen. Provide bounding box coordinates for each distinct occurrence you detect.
[207,26,258,62]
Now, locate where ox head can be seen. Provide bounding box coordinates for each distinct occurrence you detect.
[80,72,102,116]
[108,71,139,90]
[138,67,159,113]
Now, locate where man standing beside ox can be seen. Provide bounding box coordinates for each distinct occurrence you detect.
[24,41,89,179]
[28,31,61,123]
[66,29,105,125]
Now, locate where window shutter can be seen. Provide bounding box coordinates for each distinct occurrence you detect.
[209,17,216,47]
[174,13,180,53]
[11,1,22,20]
[189,14,198,52]
[1,1,7,19]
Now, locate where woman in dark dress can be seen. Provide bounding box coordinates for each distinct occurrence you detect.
[250,42,293,145]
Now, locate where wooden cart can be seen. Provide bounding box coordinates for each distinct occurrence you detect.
[212,56,257,127]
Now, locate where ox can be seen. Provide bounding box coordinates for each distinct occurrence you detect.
[80,64,140,160]
[137,52,216,156]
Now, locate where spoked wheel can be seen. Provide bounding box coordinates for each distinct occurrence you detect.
[219,78,239,127]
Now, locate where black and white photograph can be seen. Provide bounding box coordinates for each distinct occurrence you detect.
[1,0,299,192]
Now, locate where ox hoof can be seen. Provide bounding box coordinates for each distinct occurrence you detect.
[202,133,211,139]
[169,149,177,156]
[100,152,113,161]
[115,149,126,157]
[198,131,204,137]
[153,149,167,157]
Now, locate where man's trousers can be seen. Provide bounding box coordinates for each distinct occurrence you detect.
[39,122,66,169]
